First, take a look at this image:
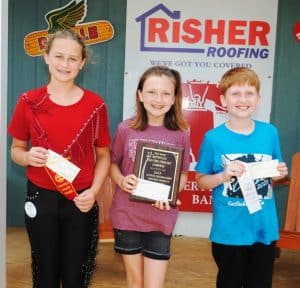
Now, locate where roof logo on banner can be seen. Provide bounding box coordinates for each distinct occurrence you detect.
[24,0,114,57]
[136,3,271,59]
[182,81,227,113]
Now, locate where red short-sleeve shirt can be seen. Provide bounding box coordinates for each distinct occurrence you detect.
[8,86,111,190]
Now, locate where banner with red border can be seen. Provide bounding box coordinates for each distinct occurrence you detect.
[124,0,278,213]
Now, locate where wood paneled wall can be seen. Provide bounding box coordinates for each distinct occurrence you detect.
[6,0,300,226]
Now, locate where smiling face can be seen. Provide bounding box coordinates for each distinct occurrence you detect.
[44,38,85,84]
[220,83,260,121]
[138,75,175,126]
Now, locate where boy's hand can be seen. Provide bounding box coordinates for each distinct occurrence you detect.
[223,160,245,181]
[273,162,288,181]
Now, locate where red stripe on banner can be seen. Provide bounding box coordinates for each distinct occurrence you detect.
[178,171,212,212]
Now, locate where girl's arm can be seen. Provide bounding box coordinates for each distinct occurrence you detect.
[88,146,111,196]
[74,146,111,212]
[11,138,48,167]
[110,163,138,193]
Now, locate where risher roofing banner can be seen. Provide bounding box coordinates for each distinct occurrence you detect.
[124,0,278,212]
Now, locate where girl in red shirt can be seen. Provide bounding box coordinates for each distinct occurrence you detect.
[8,29,111,288]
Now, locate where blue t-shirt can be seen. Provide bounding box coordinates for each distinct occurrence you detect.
[195,120,282,245]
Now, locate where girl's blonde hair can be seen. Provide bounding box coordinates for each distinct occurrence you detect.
[130,66,189,131]
[45,29,88,61]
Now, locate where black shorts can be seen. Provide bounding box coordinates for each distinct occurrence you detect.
[113,229,172,260]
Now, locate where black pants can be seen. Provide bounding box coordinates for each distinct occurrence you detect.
[212,241,276,288]
[25,181,99,288]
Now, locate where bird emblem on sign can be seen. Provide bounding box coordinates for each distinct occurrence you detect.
[45,0,87,34]
[24,0,114,57]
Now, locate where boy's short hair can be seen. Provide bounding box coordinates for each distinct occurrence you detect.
[219,67,260,95]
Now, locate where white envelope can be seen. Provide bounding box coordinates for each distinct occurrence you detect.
[247,159,280,179]
[46,149,81,183]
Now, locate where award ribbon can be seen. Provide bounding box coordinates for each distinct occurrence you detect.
[44,166,78,200]
[44,149,81,200]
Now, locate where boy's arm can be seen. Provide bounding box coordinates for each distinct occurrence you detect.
[195,172,225,190]
[195,160,245,189]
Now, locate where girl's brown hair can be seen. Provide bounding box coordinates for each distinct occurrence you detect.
[130,66,189,131]
[219,67,260,95]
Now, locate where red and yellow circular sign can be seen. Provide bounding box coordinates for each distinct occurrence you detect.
[293,20,300,43]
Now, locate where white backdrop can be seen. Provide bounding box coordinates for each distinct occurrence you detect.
[124,0,278,236]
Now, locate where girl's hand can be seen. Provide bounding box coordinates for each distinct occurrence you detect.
[120,174,138,193]
[153,200,171,211]
[222,160,245,182]
[273,162,288,181]
[152,199,181,211]
[74,189,96,212]
[26,147,48,167]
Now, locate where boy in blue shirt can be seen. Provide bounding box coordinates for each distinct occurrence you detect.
[195,67,288,288]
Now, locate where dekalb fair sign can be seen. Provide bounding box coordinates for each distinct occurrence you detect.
[124,0,278,212]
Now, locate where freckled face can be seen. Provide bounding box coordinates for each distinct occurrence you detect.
[44,38,85,83]
[138,75,175,126]
[220,84,260,120]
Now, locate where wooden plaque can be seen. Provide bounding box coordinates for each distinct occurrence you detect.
[130,142,183,206]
